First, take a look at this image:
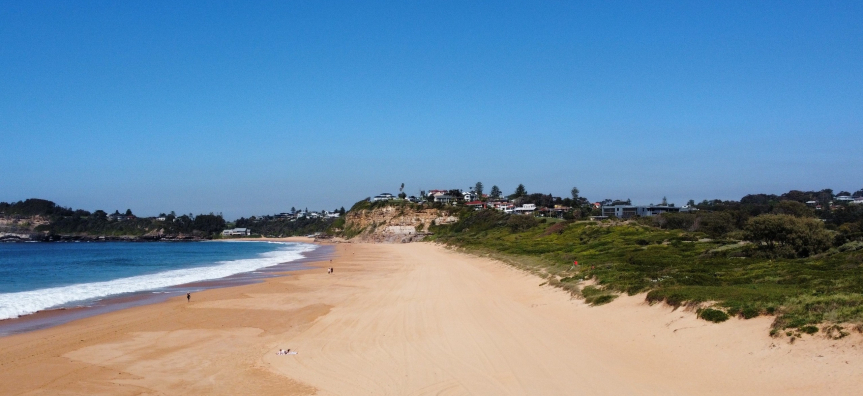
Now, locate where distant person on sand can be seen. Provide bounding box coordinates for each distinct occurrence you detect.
[187,293,191,302]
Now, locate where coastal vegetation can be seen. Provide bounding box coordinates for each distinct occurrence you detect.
[1,198,345,240]
[423,188,863,337]
[0,198,226,239]
[233,215,336,237]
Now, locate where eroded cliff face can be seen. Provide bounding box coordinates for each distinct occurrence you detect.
[344,206,458,243]
[0,216,50,240]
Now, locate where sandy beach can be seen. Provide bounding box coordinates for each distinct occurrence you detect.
[1,240,862,395]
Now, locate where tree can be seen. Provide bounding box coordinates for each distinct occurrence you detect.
[745,214,832,257]
[398,192,407,199]
[339,207,346,215]
[291,206,296,213]
[772,201,814,218]
[661,196,668,206]
[193,214,226,236]
[490,185,501,199]
[507,215,539,232]
[571,187,580,201]
[125,209,133,216]
[696,212,735,237]
[817,189,834,207]
[687,199,695,207]
[475,182,484,198]
[511,184,527,199]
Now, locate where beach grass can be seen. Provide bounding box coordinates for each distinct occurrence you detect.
[429,210,863,335]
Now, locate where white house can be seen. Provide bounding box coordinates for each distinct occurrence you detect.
[373,193,395,202]
[491,202,515,213]
[433,194,455,203]
[514,204,536,215]
[222,228,250,236]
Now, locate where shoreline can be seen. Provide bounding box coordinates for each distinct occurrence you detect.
[0,237,332,337]
[1,242,861,395]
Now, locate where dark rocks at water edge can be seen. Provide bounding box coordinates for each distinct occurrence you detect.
[0,233,207,242]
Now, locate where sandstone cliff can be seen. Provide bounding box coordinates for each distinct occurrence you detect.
[344,205,458,243]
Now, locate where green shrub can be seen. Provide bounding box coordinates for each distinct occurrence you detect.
[741,307,760,319]
[507,215,539,232]
[591,294,617,305]
[581,285,618,305]
[698,308,730,323]
[800,325,819,334]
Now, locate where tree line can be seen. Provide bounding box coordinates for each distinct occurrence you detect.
[1,199,226,238]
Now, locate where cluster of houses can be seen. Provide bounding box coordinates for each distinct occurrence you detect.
[371,188,698,220]
[107,213,136,221]
[221,208,343,236]
[372,190,479,204]
[271,209,342,221]
[805,194,863,210]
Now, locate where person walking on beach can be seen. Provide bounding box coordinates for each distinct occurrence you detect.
[187,292,191,302]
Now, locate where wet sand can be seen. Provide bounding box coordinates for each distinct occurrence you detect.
[1,242,861,395]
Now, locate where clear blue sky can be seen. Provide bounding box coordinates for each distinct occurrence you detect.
[2,1,861,219]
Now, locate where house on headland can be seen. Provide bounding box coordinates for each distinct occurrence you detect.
[462,191,478,202]
[433,194,456,204]
[373,193,395,202]
[601,204,685,219]
[464,201,486,210]
[514,204,536,215]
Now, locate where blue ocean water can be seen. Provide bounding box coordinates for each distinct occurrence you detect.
[0,241,316,320]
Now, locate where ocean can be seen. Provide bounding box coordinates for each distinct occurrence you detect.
[0,241,318,322]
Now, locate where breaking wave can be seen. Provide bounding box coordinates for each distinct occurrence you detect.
[0,242,316,320]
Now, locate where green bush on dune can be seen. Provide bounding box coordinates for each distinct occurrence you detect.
[698,308,730,323]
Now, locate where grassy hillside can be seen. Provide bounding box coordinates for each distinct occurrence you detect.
[429,209,863,338]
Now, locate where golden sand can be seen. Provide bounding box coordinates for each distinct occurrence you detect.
[1,241,861,395]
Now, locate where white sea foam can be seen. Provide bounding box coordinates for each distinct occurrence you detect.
[0,242,316,321]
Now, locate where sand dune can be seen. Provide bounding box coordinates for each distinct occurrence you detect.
[1,242,861,395]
